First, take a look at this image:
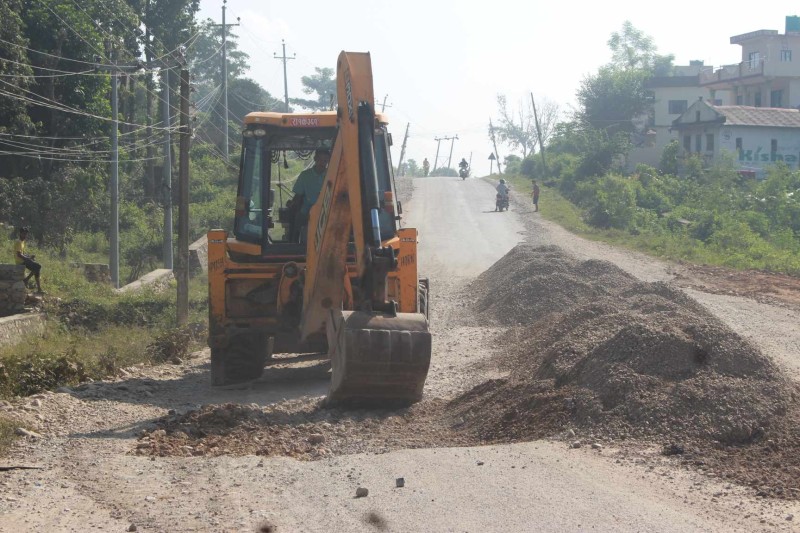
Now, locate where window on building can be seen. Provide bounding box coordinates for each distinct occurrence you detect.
[771,139,778,153]
[771,90,783,108]
[736,95,744,105]
[695,111,701,122]
[695,134,702,152]
[781,49,792,62]
[748,51,761,69]
[735,137,743,152]
[754,92,762,107]
[668,100,688,114]
[713,99,723,106]
[706,134,715,152]
[684,135,692,152]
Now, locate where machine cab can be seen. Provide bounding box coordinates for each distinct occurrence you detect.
[233,111,399,259]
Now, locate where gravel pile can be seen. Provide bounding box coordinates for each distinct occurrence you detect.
[136,399,461,459]
[470,245,636,325]
[454,244,797,445]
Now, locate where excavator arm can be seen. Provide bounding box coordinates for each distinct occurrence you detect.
[299,51,431,404]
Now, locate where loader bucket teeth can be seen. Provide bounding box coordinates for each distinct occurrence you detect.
[326,310,432,405]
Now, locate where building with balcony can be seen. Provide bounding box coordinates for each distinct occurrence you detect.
[699,16,800,108]
[671,98,800,178]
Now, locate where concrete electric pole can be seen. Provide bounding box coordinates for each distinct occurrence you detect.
[95,50,143,289]
[210,0,239,160]
[274,40,295,112]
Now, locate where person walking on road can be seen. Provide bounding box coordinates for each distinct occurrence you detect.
[422,158,430,177]
[532,181,540,212]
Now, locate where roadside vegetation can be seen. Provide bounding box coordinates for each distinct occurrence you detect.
[504,155,800,275]
[490,21,800,276]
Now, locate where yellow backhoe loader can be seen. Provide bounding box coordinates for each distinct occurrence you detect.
[207,51,431,404]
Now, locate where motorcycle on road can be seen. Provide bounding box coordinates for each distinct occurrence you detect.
[495,193,509,212]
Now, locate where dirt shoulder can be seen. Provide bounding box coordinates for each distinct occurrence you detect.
[1,176,799,532]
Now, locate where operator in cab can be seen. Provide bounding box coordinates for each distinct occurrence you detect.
[290,148,330,242]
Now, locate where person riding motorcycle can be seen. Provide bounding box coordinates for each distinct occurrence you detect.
[495,178,510,211]
[496,178,509,197]
[458,158,469,179]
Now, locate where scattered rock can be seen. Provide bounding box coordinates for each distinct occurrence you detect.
[591,443,603,450]
[477,461,485,466]
[662,443,684,456]
[355,487,369,498]
[787,514,794,522]
[395,477,405,488]
[567,429,576,438]
[571,441,582,449]
[127,525,138,532]
[144,496,156,503]
[14,427,42,439]
[30,399,42,408]
[308,433,325,445]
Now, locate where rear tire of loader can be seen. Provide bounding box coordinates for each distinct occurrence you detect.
[418,278,430,322]
[210,331,273,385]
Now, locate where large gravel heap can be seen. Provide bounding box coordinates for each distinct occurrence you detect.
[454,244,796,445]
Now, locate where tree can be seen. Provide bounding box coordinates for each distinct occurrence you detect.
[493,95,535,158]
[291,67,336,111]
[0,0,35,177]
[608,21,674,75]
[577,66,650,134]
[493,94,560,158]
[228,78,282,124]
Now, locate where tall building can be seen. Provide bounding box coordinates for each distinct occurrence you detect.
[700,16,800,108]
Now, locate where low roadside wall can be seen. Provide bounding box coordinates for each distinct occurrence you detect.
[0,312,45,347]
[0,264,27,316]
[189,235,208,276]
[116,269,174,294]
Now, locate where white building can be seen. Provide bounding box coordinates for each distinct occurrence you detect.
[629,63,731,168]
[671,98,800,178]
[700,16,800,108]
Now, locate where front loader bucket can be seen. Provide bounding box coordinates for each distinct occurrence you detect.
[326,309,432,405]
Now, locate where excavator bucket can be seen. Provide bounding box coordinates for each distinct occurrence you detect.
[326,309,432,405]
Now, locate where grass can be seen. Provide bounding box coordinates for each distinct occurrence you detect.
[0,262,209,399]
[501,173,800,275]
[0,415,15,456]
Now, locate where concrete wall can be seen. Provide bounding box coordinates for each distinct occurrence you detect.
[0,313,45,347]
[720,125,800,176]
[0,265,27,316]
[188,235,208,276]
[116,269,174,294]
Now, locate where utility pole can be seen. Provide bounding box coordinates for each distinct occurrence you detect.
[162,67,173,270]
[530,92,548,176]
[176,68,191,325]
[274,39,295,112]
[489,118,503,174]
[447,134,459,169]
[380,94,392,113]
[433,137,443,171]
[211,0,239,160]
[95,50,142,289]
[396,123,410,175]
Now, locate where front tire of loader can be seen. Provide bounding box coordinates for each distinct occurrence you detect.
[210,331,273,385]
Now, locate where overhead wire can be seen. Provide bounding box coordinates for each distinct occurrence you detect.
[4,2,237,172]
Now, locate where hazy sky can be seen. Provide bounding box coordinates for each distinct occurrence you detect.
[197,0,800,173]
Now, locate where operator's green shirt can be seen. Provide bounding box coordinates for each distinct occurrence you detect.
[292,167,326,216]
